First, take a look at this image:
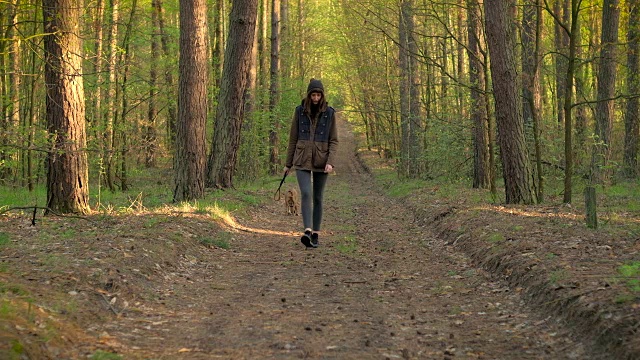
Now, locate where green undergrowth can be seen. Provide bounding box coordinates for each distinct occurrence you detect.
[0,170,286,220]
[618,262,640,293]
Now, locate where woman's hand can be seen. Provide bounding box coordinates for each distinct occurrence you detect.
[283,167,290,176]
[324,164,334,173]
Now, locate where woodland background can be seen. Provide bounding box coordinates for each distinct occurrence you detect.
[0,0,638,220]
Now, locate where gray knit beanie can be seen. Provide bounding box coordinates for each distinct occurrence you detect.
[306,78,324,96]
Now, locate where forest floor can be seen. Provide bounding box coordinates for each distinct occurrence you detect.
[1,117,639,359]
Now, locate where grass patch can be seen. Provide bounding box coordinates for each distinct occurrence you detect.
[604,182,640,212]
[0,232,10,247]
[487,232,505,243]
[335,235,358,254]
[0,186,46,208]
[0,282,29,296]
[89,350,123,360]
[618,261,640,292]
[0,299,15,319]
[143,217,165,228]
[199,232,232,249]
[614,293,637,304]
[549,269,568,286]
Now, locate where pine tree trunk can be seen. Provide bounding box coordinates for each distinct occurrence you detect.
[91,0,105,148]
[268,0,280,175]
[623,0,639,178]
[590,0,620,185]
[43,0,90,214]
[467,0,490,189]
[145,0,160,168]
[522,0,544,202]
[554,0,569,127]
[207,0,258,188]
[173,0,208,202]
[7,0,21,183]
[399,0,410,177]
[561,0,580,203]
[484,0,535,204]
[103,0,119,192]
[119,0,137,191]
[152,0,177,148]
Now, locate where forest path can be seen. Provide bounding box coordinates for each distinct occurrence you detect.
[95,115,590,359]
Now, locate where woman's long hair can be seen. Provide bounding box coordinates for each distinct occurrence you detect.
[303,92,326,116]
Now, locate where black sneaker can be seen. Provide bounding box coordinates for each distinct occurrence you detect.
[301,230,313,248]
[311,233,319,248]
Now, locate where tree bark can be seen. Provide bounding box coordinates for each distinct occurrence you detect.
[467,0,490,189]
[146,0,160,168]
[6,0,21,183]
[554,0,569,127]
[103,0,119,192]
[590,0,620,185]
[404,0,423,178]
[560,0,580,203]
[268,0,280,175]
[173,0,208,202]
[624,0,639,178]
[484,0,535,204]
[207,0,258,188]
[523,0,544,201]
[118,0,137,191]
[152,0,178,148]
[43,0,91,214]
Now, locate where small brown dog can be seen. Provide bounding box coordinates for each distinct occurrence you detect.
[285,187,300,216]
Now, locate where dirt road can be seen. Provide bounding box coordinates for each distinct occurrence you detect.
[2,116,596,359]
[101,117,589,359]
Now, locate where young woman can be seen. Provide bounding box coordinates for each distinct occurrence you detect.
[283,78,339,248]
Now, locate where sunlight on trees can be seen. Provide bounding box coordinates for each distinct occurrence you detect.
[0,0,637,211]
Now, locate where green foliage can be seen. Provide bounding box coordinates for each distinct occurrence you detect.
[549,269,568,285]
[11,339,24,356]
[604,182,640,212]
[0,300,13,318]
[0,232,10,247]
[0,282,28,296]
[0,186,46,208]
[487,233,505,243]
[199,232,232,249]
[618,262,640,292]
[89,350,123,360]
[335,235,358,254]
[545,253,558,260]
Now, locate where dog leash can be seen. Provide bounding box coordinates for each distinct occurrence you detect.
[273,171,288,201]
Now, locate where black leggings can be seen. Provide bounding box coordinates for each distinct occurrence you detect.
[296,170,329,231]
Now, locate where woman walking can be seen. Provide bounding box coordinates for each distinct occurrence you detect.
[283,78,339,248]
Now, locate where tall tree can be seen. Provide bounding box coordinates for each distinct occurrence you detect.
[90,0,105,147]
[146,0,161,168]
[522,0,544,201]
[173,0,208,202]
[103,0,119,192]
[5,0,21,182]
[268,0,281,174]
[42,0,91,214]
[624,0,639,178]
[467,0,490,189]
[590,0,620,184]
[554,0,581,203]
[152,0,178,147]
[118,0,138,191]
[484,0,535,204]
[554,0,569,127]
[207,0,258,188]
[399,0,422,177]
